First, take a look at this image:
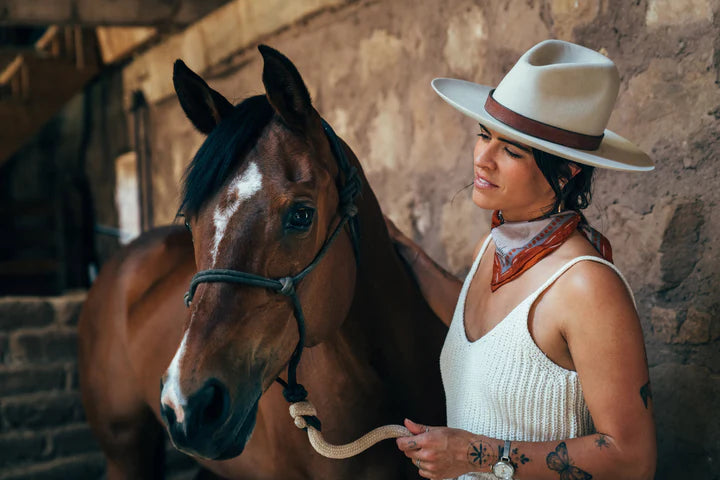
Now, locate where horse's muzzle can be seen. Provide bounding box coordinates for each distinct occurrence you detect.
[161,378,260,459]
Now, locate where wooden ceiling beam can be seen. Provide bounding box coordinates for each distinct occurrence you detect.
[0,28,100,168]
[0,0,232,26]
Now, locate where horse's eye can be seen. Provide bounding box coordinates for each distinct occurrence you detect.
[287,206,315,230]
[184,218,192,232]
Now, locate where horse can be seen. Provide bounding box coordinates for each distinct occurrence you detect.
[78,45,447,480]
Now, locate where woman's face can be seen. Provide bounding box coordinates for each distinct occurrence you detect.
[472,124,555,222]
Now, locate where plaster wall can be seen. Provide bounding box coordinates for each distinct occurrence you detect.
[141,1,720,477]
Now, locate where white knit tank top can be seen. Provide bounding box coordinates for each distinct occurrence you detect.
[439,236,636,480]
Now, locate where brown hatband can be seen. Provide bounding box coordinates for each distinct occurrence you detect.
[484,89,604,151]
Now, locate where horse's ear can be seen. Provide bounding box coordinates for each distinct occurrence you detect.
[173,59,234,135]
[258,45,314,130]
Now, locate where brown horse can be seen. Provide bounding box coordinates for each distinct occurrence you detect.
[78,45,446,480]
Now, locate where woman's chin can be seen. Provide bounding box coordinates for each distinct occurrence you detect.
[471,189,501,211]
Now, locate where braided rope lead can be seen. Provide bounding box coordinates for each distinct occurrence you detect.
[289,401,411,459]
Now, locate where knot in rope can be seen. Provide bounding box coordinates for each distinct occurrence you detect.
[341,203,359,218]
[289,401,322,431]
[183,291,192,307]
[282,382,308,403]
[279,276,295,296]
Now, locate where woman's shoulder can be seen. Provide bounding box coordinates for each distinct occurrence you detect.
[549,233,636,318]
[545,231,636,315]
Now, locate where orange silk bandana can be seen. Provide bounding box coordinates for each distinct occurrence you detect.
[490,210,613,292]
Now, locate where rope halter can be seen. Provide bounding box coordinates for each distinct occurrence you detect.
[182,119,361,431]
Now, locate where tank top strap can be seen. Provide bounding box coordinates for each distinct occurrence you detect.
[455,235,493,315]
[471,234,493,272]
[524,255,637,309]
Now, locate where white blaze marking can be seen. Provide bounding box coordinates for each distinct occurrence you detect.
[211,161,263,266]
[161,331,190,424]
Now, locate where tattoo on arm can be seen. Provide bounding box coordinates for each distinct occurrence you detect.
[511,447,531,469]
[467,439,497,468]
[640,381,652,409]
[594,434,609,449]
[467,439,531,473]
[546,442,592,479]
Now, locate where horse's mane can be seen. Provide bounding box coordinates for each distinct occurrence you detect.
[178,95,274,217]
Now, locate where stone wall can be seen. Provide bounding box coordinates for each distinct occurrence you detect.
[0,294,200,479]
[139,0,719,478]
[0,293,104,479]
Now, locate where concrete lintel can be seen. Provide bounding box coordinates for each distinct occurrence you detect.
[0,0,231,26]
[122,0,346,107]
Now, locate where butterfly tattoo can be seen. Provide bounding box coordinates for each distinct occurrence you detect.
[546,442,592,480]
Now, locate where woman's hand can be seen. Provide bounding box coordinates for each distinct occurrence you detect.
[396,419,480,479]
[384,215,463,327]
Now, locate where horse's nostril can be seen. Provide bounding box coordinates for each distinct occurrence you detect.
[162,379,230,451]
[192,380,229,430]
[161,403,177,428]
[202,382,227,425]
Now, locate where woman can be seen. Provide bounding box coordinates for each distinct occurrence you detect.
[391,40,657,479]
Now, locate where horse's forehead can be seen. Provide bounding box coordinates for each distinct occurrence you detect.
[210,160,264,266]
[225,161,263,203]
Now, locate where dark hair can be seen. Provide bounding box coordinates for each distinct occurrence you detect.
[178,94,274,217]
[533,148,594,221]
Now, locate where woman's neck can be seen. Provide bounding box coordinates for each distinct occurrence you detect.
[498,204,555,223]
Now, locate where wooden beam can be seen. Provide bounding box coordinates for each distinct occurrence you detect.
[34,25,60,52]
[95,26,158,64]
[0,0,233,26]
[0,54,23,84]
[0,32,100,167]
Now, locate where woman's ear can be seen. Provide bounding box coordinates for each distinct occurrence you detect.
[173,59,234,135]
[568,162,582,178]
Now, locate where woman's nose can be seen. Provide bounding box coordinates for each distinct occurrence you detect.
[474,139,497,168]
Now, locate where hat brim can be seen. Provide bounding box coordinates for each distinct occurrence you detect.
[432,78,654,172]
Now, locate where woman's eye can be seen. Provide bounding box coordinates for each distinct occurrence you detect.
[505,147,522,159]
[287,206,315,230]
[477,132,490,140]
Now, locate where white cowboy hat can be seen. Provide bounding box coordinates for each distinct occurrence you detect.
[432,39,653,171]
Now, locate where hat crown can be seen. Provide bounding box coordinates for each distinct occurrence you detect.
[492,40,620,136]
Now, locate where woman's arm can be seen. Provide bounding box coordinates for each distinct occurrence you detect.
[384,216,465,326]
[398,425,654,480]
[397,261,656,479]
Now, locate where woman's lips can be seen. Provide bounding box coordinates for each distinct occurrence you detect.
[474,175,498,189]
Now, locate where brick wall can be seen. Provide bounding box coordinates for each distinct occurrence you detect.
[0,293,104,479]
[0,293,199,479]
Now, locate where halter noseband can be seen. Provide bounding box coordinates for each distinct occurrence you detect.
[182,119,362,431]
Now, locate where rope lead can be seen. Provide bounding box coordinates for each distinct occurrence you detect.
[289,401,411,459]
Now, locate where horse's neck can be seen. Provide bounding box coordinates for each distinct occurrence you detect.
[352,188,433,326]
[337,178,447,417]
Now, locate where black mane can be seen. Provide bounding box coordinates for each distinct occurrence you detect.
[178,95,274,217]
